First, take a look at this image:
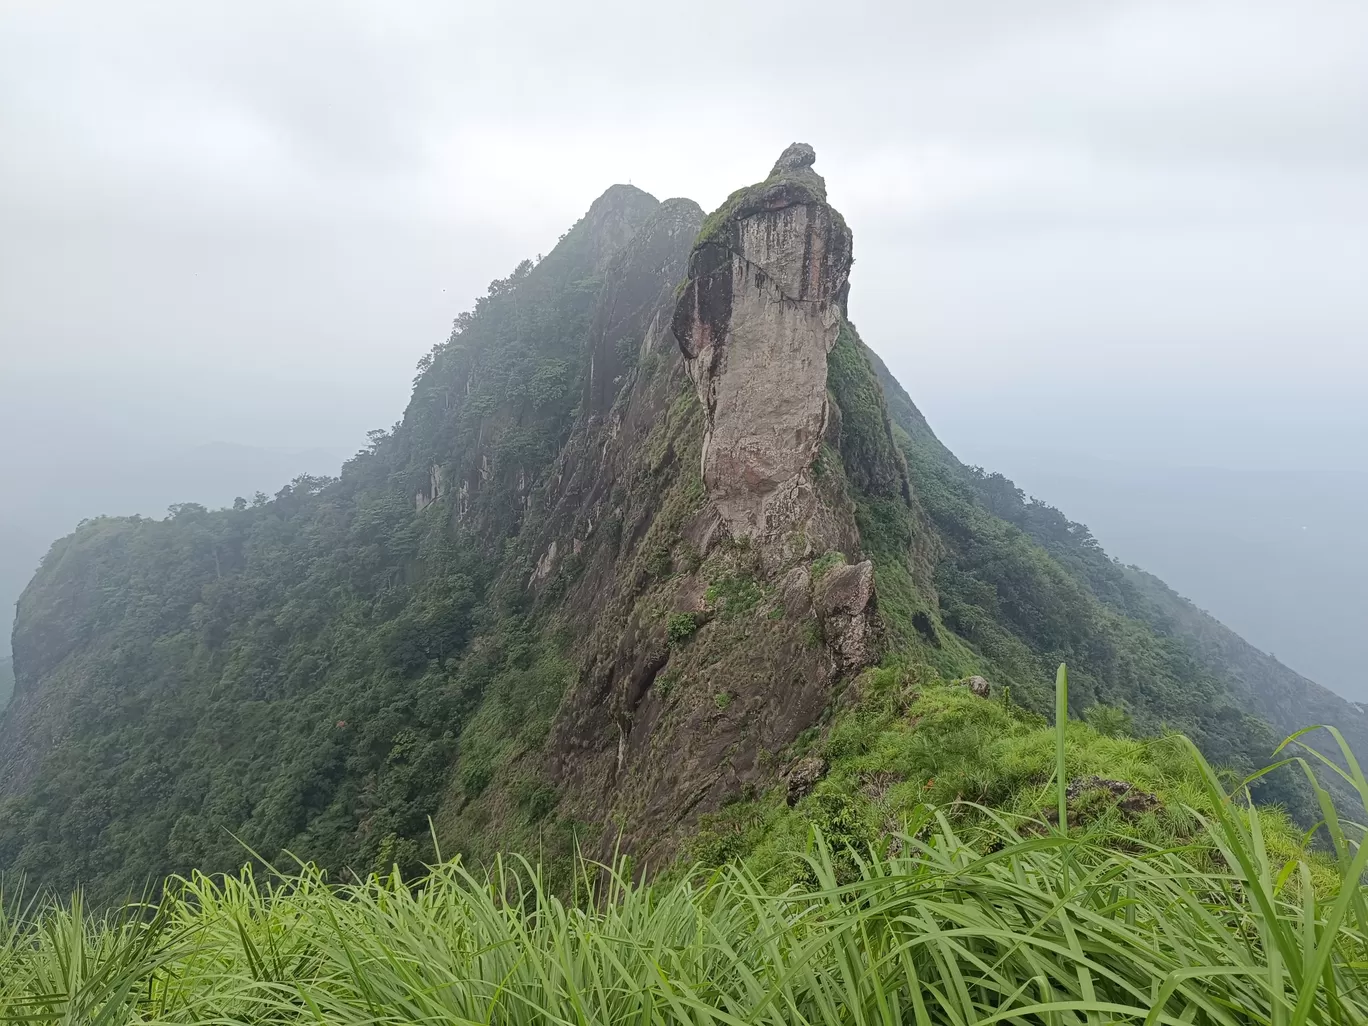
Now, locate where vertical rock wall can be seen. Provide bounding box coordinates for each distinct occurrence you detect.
[672,144,854,550]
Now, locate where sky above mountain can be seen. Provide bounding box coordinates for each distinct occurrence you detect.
[1,1,1365,690]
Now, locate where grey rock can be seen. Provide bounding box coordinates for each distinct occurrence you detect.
[814,560,874,618]
[783,754,827,805]
[813,560,876,668]
[672,147,854,552]
[780,565,813,616]
[770,141,817,176]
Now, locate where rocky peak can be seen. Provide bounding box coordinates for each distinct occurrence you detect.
[578,184,662,271]
[671,145,854,552]
[771,141,816,175]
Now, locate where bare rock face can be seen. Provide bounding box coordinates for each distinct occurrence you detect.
[780,565,813,617]
[814,560,877,668]
[672,144,854,549]
[783,754,827,805]
[770,141,816,174]
[813,561,874,619]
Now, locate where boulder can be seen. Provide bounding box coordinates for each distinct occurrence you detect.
[783,754,828,805]
[770,141,816,175]
[814,560,874,618]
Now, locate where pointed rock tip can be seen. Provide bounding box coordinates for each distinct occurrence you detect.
[770,142,817,177]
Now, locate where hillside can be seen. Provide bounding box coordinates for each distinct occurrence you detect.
[0,443,351,657]
[1,146,1360,902]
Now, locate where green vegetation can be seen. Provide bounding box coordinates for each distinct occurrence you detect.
[690,667,1234,884]
[666,611,698,646]
[809,550,847,582]
[1,171,1356,931]
[0,191,665,903]
[704,572,765,619]
[3,671,1365,1024]
[823,326,1313,814]
[4,156,1368,1024]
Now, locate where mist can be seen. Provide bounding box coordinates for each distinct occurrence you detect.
[2,1,1365,697]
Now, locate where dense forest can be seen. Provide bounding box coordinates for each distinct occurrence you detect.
[1,151,1363,916]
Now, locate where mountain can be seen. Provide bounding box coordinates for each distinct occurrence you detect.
[2,146,1362,901]
[0,655,11,713]
[0,442,350,645]
[934,451,1368,704]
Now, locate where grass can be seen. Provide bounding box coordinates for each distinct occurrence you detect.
[3,666,1367,1024]
[690,662,1260,886]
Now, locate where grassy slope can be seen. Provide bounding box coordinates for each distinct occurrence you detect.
[1,691,1361,1024]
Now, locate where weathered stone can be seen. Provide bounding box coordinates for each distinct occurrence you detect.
[1050,776,1162,827]
[770,141,816,175]
[672,145,854,550]
[415,463,447,511]
[966,675,990,698]
[812,561,877,669]
[827,615,873,669]
[783,754,827,805]
[814,560,874,618]
[531,540,558,583]
[780,565,813,616]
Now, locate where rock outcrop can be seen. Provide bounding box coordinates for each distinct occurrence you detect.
[814,560,877,668]
[672,144,854,550]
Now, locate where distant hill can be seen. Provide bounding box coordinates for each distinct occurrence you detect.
[0,442,350,642]
[945,452,1368,704]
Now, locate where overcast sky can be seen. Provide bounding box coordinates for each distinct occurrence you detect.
[4,0,1365,471]
[2,1,1366,469]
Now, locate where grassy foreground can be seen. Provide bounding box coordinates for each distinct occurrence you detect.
[3,671,1368,1024]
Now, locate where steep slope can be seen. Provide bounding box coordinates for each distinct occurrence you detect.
[863,355,1368,779]
[0,147,1352,901]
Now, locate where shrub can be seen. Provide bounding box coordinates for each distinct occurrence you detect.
[704,574,764,619]
[665,612,697,646]
[810,550,846,582]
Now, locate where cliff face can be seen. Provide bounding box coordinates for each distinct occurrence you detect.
[2,145,1362,901]
[673,143,854,558]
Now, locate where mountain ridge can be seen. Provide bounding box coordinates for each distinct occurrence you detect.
[1,147,1360,899]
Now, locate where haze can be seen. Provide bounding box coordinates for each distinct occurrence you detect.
[2,2,1365,698]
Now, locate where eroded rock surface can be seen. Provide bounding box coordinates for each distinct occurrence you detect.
[783,754,828,805]
[814,560,877,667]
[672,144,853,548]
